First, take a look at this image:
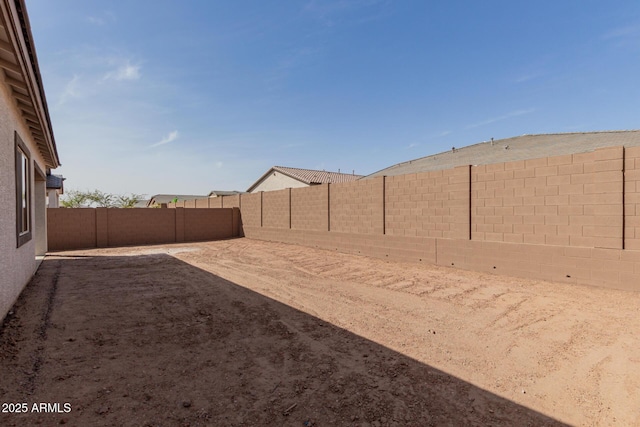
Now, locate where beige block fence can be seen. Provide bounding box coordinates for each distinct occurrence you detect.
[48,207,240,250]
[48,145,640,291]
[171,145,640,291]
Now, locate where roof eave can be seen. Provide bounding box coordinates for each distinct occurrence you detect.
[247,167,308,192]
[1,0,59,168]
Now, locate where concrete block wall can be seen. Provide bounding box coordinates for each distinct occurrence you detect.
[209,197,223,208]
[625,146,640,250]
[184,208,237,241]
[47,208,97,250]
[385,165,470,239]
[291,184,329,231]
[330,177,384,234]
[244,227,437,265]
[195,198,210,208]
[235,145,640,291]
[47,143,639,290]
[240,192,262,227]
[436,239,640,291]
[107,208,176,247]
[471,147,623,248]
[262,189,290,229]
[223,194,241,209]
[47,207,238,250]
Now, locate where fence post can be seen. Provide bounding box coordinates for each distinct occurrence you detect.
[96,207,108,248]
[382,176,386,235]
[327,183,331,232]
[232,207,240,237]
[468,165,472,240]
[622,146,626,250]
[175,207,185,242]
[289,188,292,229]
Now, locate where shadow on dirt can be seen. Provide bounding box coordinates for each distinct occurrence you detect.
[0,252,568,426]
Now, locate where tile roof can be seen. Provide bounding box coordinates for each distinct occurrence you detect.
[247,166,364,192]
[272,166,363,184]
[46,174,64,189]
[365,130,640,179]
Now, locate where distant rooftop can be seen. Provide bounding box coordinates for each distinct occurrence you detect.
[247,166,363,192]
[365,130,640,179]
[46,174,64,189]
[147,194,206,206]
[208,190,245,197]
[275,166,363,184]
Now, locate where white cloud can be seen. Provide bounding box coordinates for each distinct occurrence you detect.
[467,109,535,129]
[305,0,387,16]
[87,16,105,26]
[515,72,541,83]
[602,24,640,40]
[149,130,179,148]
[104,62,141,81]
[304,0,390,27]
[278,142,307,149]
[57,74,81,107]
[86,11,116,26]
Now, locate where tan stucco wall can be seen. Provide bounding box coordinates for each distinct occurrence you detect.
[0,76,49,321]
[250,172,308,193]
[47,189,60,208]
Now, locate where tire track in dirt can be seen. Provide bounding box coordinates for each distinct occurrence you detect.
[184,239,640,426]
[24,259,61,396]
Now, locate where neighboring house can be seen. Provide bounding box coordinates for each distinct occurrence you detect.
[0,0,61,321]
[133,199,149,208]
[208,190,244,198]
[146,194,206,207]
[247,166,363,193]
[45,173,64,208]
[364,130,640,178]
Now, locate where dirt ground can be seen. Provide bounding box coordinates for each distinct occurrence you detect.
[1,238,639,426]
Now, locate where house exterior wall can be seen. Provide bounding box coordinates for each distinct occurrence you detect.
[34,178,47,257]
[0,76,50,321]
[46,188,60,208]
[249,172,308,193]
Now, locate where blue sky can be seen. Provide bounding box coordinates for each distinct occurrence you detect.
[28,0,640,197]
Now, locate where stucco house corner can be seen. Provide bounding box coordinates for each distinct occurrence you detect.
[0,0,60,322]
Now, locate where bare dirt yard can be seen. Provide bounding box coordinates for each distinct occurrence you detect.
[1,238,639,426]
